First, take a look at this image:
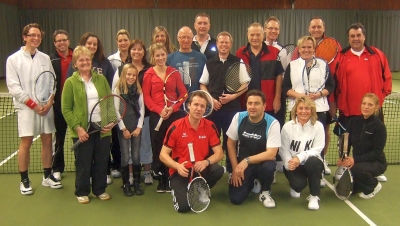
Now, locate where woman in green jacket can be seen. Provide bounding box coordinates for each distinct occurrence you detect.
[62,46,112,204]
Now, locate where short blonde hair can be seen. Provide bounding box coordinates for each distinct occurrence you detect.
[216,31,233,43]
[72,46,92,69]
[291,96,318,125]
[297,36,316,49]
[116,64,142,95]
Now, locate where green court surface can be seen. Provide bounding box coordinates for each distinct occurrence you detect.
[0,166,399,226]
[0,75,399,225]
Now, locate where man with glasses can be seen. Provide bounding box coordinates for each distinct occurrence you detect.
[50,30,73,181]
[6,23,62,195]
[264,16,282,50]
[167,26,207,92]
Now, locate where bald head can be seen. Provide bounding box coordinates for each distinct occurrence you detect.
[177,26,194,52]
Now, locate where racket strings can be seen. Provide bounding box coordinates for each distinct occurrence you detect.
[187,178,210,212]
[35,71,56,103]
[225,63,251,93]
[335,170,353,199]
[92,96,126,129]
[316,39,338,63]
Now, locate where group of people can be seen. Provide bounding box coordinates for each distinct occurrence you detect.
[6,12,390,212]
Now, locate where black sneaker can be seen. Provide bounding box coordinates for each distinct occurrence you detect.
[166,185,172,193]
[156,180,166,193]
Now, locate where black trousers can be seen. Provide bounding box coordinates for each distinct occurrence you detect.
[351,161,386,194]
[149,111,185,179]
[283,156,323,196]
[73,133,110,197]
[52,107,68,173]
[170,164,224,213]
[229,160,276,205]
[207,109,237,172]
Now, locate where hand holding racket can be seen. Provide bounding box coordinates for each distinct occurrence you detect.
[70,94,127,150]
[187,143,211,213]
[315,37,339,64]
[220,62,251,105]
[154,70,191,131]
[34,70,56,115]
[334,132,353,200]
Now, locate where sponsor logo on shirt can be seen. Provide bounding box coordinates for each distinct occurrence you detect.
[242,131,261,140]
[198,135,206,139]
[182,133,188,138]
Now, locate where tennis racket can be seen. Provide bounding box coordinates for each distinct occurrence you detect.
[302,57,329,95]
[109,58,124,72]
[187,143,211,213]
[315,37,339,64]
[332,115,347,136]
[223,62,252,94]
[277,44,299,71]
[183,90,214,118]
[334,132,353,200]
[34,70,56,106]
[70,94,127,150]
[154,70,191,131]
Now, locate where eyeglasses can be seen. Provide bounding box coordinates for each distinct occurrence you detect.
[266,27,279,31]
[55,39,69,43]
[178,36,192,41]
[26,34,42,39]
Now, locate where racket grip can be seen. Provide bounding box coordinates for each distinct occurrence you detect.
[154,117,163,131]
[70,140,82,151]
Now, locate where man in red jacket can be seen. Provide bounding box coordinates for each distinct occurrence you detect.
[236,22,284,121]
[329,22,392,182]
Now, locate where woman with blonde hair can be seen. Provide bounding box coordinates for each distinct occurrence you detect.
[114,64,145,196]
[147,26,177,63]
[279,96,325,210]
[336,93,387,199]
[62,46,112,203]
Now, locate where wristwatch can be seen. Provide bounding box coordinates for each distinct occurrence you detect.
[244,157,250,164]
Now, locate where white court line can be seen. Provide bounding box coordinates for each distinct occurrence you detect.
[323,178,377,226]
[0,135,40,167]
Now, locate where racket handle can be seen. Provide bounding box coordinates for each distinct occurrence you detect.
[70,140,82,151]
[155,117,163,131]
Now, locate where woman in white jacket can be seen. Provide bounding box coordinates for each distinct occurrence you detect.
[282,35,334,178]
[279,96,324,210]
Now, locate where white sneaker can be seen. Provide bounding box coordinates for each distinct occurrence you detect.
[323,160,331,175]
[252,179,261,193]
[42,175,63,189]
[144,173,153,185]
[111,170,121,178]
[335,166,345,181]
[198,187,210,204]
[307,195,320,210]
[376,174,387,182]
[259,191,276,208]
[359,183,382,199]
[53,172,62,181]
[129,174,133,186]
[20,179,33,195]
[290,188,300,198]
[320,173,325,188]
[107,175,113,185]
